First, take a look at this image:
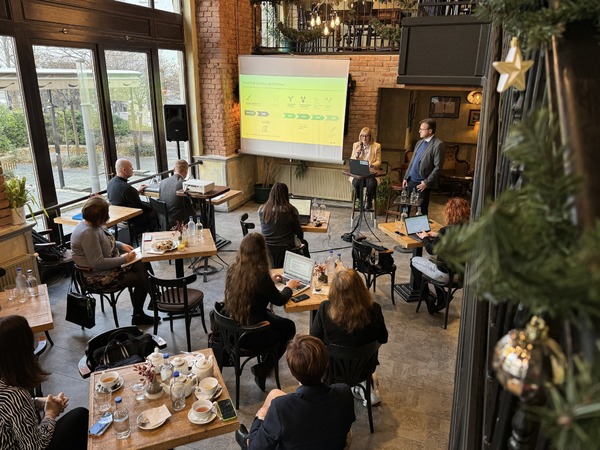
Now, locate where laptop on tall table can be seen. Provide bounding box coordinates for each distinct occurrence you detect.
[289,198,312,225]
[404,215,431,242]
[275,251,314,295]
[349,159,373,177]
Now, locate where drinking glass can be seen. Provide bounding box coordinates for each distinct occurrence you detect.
[318,200,326,221]
[314,276,323,293]
[94,386,112,415]
[130,381,145,401]
[395,218,403,232]
[4,285,17,302]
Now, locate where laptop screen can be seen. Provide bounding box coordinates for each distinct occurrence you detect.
[404,215,431,235]
[289,198,312,216]
[283,251,314,284]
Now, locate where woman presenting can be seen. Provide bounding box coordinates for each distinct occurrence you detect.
[349,127,381,211]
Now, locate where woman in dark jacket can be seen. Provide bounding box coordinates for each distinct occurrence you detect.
[258,182,309,267]
[223,233,300,391]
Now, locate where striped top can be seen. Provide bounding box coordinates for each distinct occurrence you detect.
[0,379,56,449]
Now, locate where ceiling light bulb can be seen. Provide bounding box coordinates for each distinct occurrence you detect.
[335,16,340,26]
[324,26,330,35]
[310,17,315,27]
[316,15,321,26]
[330,18,335,28]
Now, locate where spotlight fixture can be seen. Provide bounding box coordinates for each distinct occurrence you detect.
[467,90,483,105]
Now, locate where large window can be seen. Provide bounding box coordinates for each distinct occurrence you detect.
[0,36,40,207]
[33,45,106,202]
[106,50,157,178]
[158,49,186,169]
[115,0,181,14]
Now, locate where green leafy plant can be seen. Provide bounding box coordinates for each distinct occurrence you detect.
[376,176,392,214]
[5,176,47,221]
[294,160,309,179]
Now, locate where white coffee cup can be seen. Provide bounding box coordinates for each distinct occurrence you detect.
[192,399,214,421]
[199,377,218,396]
[99,371,120,390]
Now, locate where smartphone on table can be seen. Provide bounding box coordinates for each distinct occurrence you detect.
[89,412,113,436]
[216,398,237,422]
[292,294,310,303]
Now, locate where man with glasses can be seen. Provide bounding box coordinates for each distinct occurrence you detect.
[402,118,446,215]
[349,127,381,211]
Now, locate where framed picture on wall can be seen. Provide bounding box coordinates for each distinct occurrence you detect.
[429,96,461,119]
[468,109,481,126]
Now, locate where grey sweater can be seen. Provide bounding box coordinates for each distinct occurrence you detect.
[71,221,126,275]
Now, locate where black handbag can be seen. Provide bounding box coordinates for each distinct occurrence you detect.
[91,330,156,370]
[65,278,96,329]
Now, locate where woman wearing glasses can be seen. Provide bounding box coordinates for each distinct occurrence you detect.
[349,127,381,211]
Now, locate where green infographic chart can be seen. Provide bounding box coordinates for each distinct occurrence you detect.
[240,74,347,147]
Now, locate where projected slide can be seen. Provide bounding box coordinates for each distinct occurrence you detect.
[239,56,349,164]
[240,75,346,146]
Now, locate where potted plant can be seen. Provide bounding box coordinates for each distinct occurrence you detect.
[5,176,45,225]
[254,157,281,203]
[375,177,392,215]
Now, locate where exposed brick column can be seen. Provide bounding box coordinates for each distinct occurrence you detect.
[194,0,253,157]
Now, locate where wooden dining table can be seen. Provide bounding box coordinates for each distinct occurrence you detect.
[301,211,331,234]
[54,204,143,228]
[0,284,53,333]
[271,269,328,326]
[378,220,443,302]
[141,230,217,281]
[87,348,238,450]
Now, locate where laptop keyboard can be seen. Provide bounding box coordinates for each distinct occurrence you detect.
[280,276,308,292]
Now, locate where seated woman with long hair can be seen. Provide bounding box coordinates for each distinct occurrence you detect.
[224,233,300,391]
[258,182,309,268]
[411,196,471,314]
[310,268,388,405]
[0,315,88,449]
[71,196,155,325]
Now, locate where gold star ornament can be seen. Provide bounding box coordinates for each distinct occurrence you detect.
[492,37,533,93]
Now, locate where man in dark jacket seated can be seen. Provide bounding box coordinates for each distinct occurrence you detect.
[107,158,156,234]
[238,334,355,450]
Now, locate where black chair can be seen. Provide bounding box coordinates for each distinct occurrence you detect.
[352,238,396,304]
[212,303,281,409]
[415,260,462,329]
[326,341,381,433]
[32,229,74,283]
[147,272,206,352]
[239,213,255,236]
[72,265,133,328]
[150,197,170,231]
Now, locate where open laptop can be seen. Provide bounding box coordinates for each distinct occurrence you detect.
[404,215,431,242]
[349,159,373,176]
[275,251,314,295]
[289,197,312,225]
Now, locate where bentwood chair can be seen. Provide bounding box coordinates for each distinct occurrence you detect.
[352,238,396,305]
[326,341,381,433]
[149,197,170,232]
[212,302,281,409]
[239,213,255,237]
[72,265,132,328]
[147,273,206,352]
[415,259,463,329]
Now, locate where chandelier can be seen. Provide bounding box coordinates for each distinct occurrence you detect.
[308,0,341,36]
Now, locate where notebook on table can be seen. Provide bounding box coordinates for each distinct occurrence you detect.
[349,159,374,177]
[289,198,312,225]
[404,215,431,242]
[275,251,314,295]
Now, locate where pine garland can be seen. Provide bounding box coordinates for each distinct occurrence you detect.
[476,0,600,49]
[435,108,600,326]
[276,22,325,44]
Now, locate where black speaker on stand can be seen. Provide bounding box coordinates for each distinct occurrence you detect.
[164,104,189,160]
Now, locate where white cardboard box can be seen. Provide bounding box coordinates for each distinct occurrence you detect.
[182,179,215,194]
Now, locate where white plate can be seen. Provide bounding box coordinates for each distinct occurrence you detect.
[137,412,167,430]
[151,240,177,253]
[188,409,216,425]
[96,375,124,393]
[194,384,222,401]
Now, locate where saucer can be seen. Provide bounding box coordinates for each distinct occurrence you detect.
[96,376,124,393]
[137,412,167,430]
[195,384,222,401]
[188,409,216,425]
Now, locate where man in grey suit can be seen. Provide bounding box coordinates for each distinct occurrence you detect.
[159,159,195,229]
[403,118,446,215]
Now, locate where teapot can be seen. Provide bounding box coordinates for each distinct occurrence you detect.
[191,355,214,380]
[162,373,197,398]
[147,347,163,374]
[172,356,190,375]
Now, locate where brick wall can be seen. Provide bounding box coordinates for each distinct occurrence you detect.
[194,3,400,157]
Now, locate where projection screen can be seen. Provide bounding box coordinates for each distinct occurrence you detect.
[239,55,350,164]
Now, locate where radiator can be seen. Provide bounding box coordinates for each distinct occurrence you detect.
[1,254,40,290]
[276,165,353,202]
